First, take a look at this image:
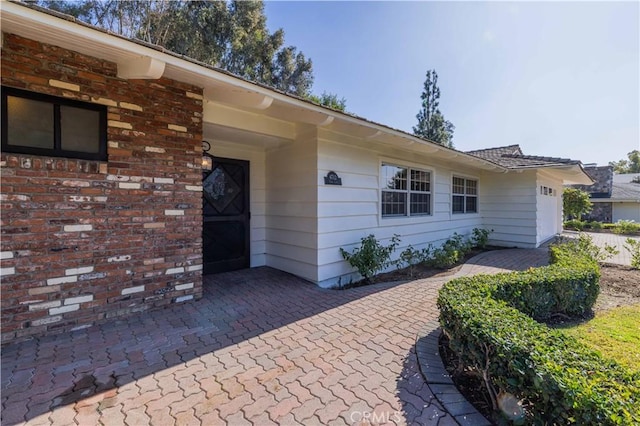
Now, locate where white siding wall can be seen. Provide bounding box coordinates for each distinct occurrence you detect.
[613,202,640,222]
[480,170,539,248]
[211,130,564,287]
[209,141,267,267]
[264,128,319,282]
[316,135,483,287]
[535,172,563,245]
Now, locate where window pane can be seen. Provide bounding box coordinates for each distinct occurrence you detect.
[452,195,465,213]
[7,96,54,149]
[382,191,407,216]
[466,179,477,195]
[452,177,465,194]
[411,169,430,192]
[466,196,478,213]
[60,106,100,153]
[381,164,407,190]
[410,193,431,215]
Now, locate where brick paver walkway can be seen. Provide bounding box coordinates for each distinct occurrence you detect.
[456,248,548,276]
[2,250,549,426]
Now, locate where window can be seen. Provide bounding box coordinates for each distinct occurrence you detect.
[452,176,478,214]
[540,185,555,197]
[381,163,432,217]
[1,86,107,161]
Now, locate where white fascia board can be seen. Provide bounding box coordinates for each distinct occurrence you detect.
[534,165,594,186]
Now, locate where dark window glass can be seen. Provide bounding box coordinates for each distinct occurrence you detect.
[60,106,101,153]
[466,179,477,195]
[2,86,106,161]
[452,177,465,194]
[410,193,431,215]
[381,164,432,218]
[466,196,477,213]
[382,191,407,216]
[452,195,465,213]
[7,96,54,149]
[410,169,430,192]
[452,176,479,214]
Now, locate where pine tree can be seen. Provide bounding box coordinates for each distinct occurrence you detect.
[413,70,455,148]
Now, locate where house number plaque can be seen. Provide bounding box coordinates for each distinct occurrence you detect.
[324,171,342,186]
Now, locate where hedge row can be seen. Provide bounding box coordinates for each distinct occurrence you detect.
[437,249,640,424]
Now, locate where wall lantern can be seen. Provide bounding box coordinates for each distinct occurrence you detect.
[202,140,213,170]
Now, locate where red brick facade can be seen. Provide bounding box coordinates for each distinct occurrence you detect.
[1,34,204,343]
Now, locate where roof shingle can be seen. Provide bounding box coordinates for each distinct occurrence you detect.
[610,182,640,201]
[466,144,581,169]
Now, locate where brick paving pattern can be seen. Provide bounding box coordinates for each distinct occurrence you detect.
[2,268,454,425]
[456,248,548,276]
[0,249,557,426]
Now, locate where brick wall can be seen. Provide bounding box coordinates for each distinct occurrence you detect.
[1,33,204,343]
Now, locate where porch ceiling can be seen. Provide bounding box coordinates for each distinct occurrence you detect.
[203,122,291,150]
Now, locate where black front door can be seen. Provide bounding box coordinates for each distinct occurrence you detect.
[202,157,250,274]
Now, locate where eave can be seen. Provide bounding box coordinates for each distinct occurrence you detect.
[0,1,508,174]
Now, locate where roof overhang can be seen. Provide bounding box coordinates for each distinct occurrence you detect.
[0,1,507,173]
[533,164,594,185]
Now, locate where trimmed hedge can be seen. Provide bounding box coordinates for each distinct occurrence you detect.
[438,250,640,424]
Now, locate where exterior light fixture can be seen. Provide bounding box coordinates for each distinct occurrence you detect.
[202,140,213,170]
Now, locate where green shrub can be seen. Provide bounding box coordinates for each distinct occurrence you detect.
[341,228,494,281]
[427,228,492,269]
[429,233,471,269]
[550,233,618,263]
[623,238,640,269]
[613,220,640,235]
[340,234,399,282]
[438,242,640,424]
[564,219,586,231]
[471,228,493,249]
[588,221,603,231]
[395,244,431,278]
[492,263,600,320]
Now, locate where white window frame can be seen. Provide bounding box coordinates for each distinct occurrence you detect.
[380,162,433,218]
[540,185,556,197]
[452,176,479,214]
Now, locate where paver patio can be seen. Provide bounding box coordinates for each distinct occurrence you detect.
[2,249,548,426]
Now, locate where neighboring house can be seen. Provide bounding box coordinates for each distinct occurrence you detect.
[570,166,640,223]
[0,3,592,342]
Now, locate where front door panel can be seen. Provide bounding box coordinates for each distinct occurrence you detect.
[202,157,250,274]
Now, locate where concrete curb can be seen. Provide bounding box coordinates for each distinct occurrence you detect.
[415,321,492,426]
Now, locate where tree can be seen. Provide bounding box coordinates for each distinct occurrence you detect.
[307,92,347,112]
[413,70,455,148]
[33,0,316,97]
[563,188,593,220]
[609,150,640,174]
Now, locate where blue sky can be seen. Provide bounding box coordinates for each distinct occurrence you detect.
[264,1,639,166]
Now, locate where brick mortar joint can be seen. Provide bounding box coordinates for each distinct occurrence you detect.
[1,32,205,344]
